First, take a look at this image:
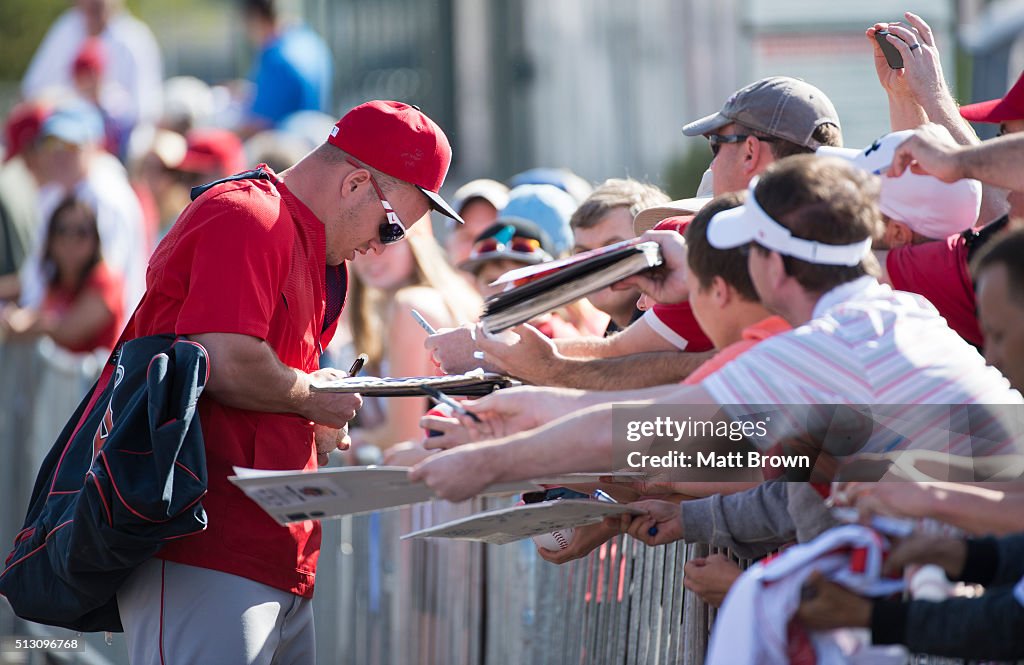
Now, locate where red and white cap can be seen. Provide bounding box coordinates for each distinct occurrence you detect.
[878,170,980,239]
[707,178,872,266]
[328,100,463,223]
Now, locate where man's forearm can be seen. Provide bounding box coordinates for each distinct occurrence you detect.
[190,332,310,415]
[888,95,929,133]
[916,92,1016,223]
[919,90,979,146]
[488,382,722,482]
[679,481,797,559]
[923,485,1024,536]
[957,133,1024,192]
[545,350,714,390]
[554,335,615,359]
[488,404,620,481]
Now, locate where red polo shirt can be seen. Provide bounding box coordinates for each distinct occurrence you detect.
[887,234,983,348]
[134,166,336,598]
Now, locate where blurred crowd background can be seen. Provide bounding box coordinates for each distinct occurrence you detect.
[1,0,1024,662]
[3,0,1023,197]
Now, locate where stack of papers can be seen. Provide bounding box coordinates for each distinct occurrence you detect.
[401,499,645,545]
[481,240,662,334]
[229,467,647,526]
[229,466,538,524]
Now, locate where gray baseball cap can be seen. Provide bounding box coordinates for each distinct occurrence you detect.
[682,76,841,149]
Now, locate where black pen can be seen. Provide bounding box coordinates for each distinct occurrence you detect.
[347,353,368,377]
[420,385,482,423]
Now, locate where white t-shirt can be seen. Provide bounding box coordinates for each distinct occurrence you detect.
[21,8,163,126]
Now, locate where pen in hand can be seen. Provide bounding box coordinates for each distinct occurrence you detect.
[410,309,437,335]
[347,353,367,377]
[420,385,482,423]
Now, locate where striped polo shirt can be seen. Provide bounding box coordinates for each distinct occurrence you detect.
[700,277,1022,456]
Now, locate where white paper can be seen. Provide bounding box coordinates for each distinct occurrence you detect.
[308,370,515,396]
[401,499,645,545]
[228,466,540,525]
[529,471,647,486]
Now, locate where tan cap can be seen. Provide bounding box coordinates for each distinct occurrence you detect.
[682,76,840,149]
[633,196,712,235]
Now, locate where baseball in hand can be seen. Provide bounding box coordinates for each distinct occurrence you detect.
[533,528,575,551]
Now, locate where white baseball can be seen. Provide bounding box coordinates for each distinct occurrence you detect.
[909,564,953,601]
[533,528,575,551]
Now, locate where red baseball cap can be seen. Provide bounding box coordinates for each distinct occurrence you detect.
[653,215,694,235]
[4,101,51,162]
[176,129,246,177]
[960,71,1024,124]
[73,38,106,78]
[327,100,463,223]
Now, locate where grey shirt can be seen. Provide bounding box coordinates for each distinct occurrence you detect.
[678,481,837,559]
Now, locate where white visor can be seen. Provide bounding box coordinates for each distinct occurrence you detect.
[707,179,872,266]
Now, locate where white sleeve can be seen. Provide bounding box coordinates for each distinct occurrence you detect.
[641,308,690,351]
[21,11,80,99]
[120,16,164,123]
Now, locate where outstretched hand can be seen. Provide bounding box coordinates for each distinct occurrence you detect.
[889,123,965,182]
[606,499,684,546]
[884,534,967,578]
[536,521,620,565]
[613,230,690,305]
[474,323,561,383]
[797,571,872,630]
[409,443,498,502]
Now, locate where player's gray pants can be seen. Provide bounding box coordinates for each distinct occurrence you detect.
[117,559,315,665]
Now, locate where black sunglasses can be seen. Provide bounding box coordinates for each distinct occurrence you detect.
[706,133,777,156]
[54,225,93,240]
[346,157,407,245]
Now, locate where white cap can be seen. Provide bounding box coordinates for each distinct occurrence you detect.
[451,179,510,215]
[879,170,981,239]
[816,129,916,174]
[707,178,872,266]
[818,129,981,239]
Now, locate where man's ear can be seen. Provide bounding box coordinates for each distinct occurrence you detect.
[764,249,789,290]
[742,135,766,176]
[340,167,370,198]
[888,220,913,247]
[711,275,732,308]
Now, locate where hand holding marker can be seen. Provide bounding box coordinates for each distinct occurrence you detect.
[420,385,482,424]
[347,353,367,377]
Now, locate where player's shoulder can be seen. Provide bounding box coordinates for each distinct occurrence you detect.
[187,174,292,236]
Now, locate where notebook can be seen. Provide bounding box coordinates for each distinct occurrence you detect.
[481,240,662,333]
[309,371,519,397]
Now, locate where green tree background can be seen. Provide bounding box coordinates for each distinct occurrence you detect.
[0,0,72,83]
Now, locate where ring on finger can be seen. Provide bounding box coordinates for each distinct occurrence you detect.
[909,43,921,51]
